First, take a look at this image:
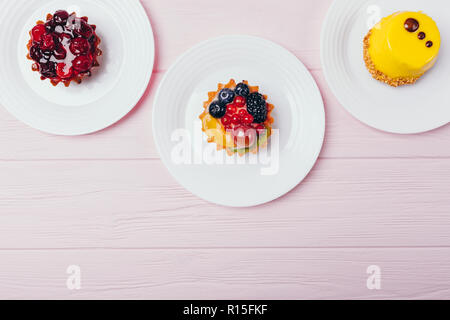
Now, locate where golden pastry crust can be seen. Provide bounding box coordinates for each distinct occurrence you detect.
[363,30,421,87]
[199,79,274,156]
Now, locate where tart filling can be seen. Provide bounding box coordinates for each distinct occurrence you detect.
[199,79,274,156]
[27,10,102,87]
[363,11,440,87]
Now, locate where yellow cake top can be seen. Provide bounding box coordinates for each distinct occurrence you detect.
[369,11,441,78]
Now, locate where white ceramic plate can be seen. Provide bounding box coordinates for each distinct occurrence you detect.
[321,0,450,134]
[0,0,154,135]
[153,36,325,207]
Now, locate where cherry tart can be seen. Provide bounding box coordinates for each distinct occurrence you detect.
[27,10,102,87]
[199,79,275,156]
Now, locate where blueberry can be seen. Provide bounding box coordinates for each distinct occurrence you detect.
[218,88,235,105]
[235,83,250,97]
[209,101,226,119]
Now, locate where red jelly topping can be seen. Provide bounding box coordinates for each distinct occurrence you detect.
[27,10,102,87]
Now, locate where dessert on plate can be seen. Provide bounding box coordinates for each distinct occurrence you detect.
[27,10,102,87]
[363,11,441,87]
[199,79,274,156]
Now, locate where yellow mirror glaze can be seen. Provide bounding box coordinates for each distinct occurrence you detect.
[364,11,441,87]
[200,113,231,149]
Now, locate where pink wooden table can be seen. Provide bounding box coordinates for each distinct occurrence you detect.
[1,0,450,300]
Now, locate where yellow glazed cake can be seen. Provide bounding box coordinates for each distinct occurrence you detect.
[364,11,441,87]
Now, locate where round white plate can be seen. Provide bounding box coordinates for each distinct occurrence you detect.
[321,0,450,134]
[153,36,325,207]
[0,0,154,135]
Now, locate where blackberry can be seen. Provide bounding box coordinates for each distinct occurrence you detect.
[247,92,264,105]
[209,101,226,119]
[246,92,268,124]
[218,88,235,105]
[252,109,268,124]
[235,82,250,97]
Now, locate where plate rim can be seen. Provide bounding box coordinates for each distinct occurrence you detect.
[152,34,326,207]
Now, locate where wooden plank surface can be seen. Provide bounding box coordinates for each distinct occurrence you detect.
[1,248,450,300]
[0,158,448,249]
[0,0,449,299]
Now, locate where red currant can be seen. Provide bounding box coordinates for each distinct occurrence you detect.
[221,115,232,127]
[255,124,266,135]
[237,109,253,124]
[238,109,247,116]
[231,114,241,125]
[226,104,237,115]
[256,124,265,130]
[241,113,254,125]
[31,24,46,43]
[234,96,246,107]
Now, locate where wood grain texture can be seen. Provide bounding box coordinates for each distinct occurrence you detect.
[0,0,449,299]
[1,248,450,300]
[0,158,448,249]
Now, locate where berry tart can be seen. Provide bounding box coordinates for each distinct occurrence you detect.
[199,79,275,156]
[27,10,102,87]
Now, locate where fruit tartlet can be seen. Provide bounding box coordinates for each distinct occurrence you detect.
[27,10,102,87]
[199,80,275,156]
[364,11,441,87]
